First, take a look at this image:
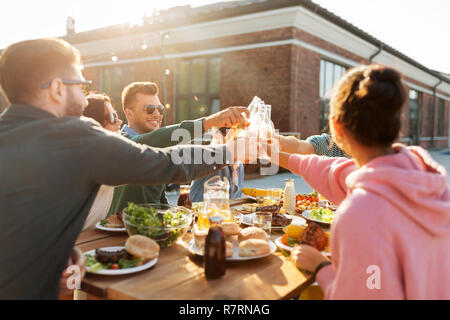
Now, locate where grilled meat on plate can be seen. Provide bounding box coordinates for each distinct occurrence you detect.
[299,222,328,251]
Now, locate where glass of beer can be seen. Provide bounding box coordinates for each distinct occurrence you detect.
[253,212,272,237]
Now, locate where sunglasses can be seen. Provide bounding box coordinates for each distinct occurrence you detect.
[107,111,120,125]
[41,79,93,92]
[144,104,164,115]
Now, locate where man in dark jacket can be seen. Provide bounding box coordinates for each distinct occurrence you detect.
[0,38,251,299]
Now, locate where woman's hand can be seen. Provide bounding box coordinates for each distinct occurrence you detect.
[277,135,315,155]
[275,135,296,153]
[290,244,329,272]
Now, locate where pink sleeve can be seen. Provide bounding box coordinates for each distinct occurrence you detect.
[288,154,356,205]
[316,199,404,299]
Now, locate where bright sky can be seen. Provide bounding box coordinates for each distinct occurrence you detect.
[1,0,449,73]
[313,0,450,73]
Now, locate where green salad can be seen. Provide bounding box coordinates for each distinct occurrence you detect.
[85,254,141,272]
[310,207,335,224]
[123,203,190,248]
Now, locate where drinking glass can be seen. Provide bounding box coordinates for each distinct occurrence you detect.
[253,212,272,237]
[268,188,282,205]
[231,209,242,223]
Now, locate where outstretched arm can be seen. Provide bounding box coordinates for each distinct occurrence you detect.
[264,138,352,205]
[277,135,315,155]
[287,154,355,205]
[83,120,254,188]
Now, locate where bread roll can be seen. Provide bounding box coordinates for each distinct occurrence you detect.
[125,235,159,261]
[226,241,234,257]
[238,227,268,241]
[194,229,208,250]
[225,234,238,243]
[238,239,271,257]
[221,222,241,236]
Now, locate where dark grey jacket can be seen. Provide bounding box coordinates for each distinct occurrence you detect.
[0,104,228,299]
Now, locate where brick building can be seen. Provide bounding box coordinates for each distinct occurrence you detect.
[2,0,450,148]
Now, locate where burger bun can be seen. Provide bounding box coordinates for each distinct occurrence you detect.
[125,235,160,262]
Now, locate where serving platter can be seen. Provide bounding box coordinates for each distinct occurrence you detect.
[85,246,158,275]
[187,239,276,261]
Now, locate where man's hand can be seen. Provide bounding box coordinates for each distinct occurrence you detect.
[59,247,86,297]
[203,107,250,130]
[290,244,329,272]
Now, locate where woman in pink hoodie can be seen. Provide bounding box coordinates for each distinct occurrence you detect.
[272,64,450,299]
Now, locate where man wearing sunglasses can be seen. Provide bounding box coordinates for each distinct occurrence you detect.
[0,38,255,299]
[120,82,248,136]
[107,81,249,218]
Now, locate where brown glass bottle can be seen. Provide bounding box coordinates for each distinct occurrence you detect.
[177,185,192,209]
[204,216,226,279]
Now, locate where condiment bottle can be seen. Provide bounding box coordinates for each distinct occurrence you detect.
[177,185,192,209]
[204,215,226,279]
[283,179,296,214]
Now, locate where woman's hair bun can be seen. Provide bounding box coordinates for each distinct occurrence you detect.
[355,65,405,111]
[332,64,408,147]
[367,65,402,83]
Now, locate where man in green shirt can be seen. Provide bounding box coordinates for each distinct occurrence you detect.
[0,38,251,299]
[108,82,248,216]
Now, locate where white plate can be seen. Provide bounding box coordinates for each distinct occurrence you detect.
[274,236,332,258]
[85,246,158,275]
[301,210,334,226]
[240,214,306,230]
[187,239,276,261]
[95,221,126,233]
[274,236,295,252]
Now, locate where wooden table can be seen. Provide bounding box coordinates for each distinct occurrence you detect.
[76,199,311,300]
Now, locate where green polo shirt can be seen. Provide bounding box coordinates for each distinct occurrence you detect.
[107,119,204,217]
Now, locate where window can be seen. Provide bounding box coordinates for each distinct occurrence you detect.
[101,65,135,111]
[175,57,221,122]
[437,98,445,137]
[319,60,347,130]
[409,89,422,145]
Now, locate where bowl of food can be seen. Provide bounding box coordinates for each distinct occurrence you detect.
[122,203,193,248]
